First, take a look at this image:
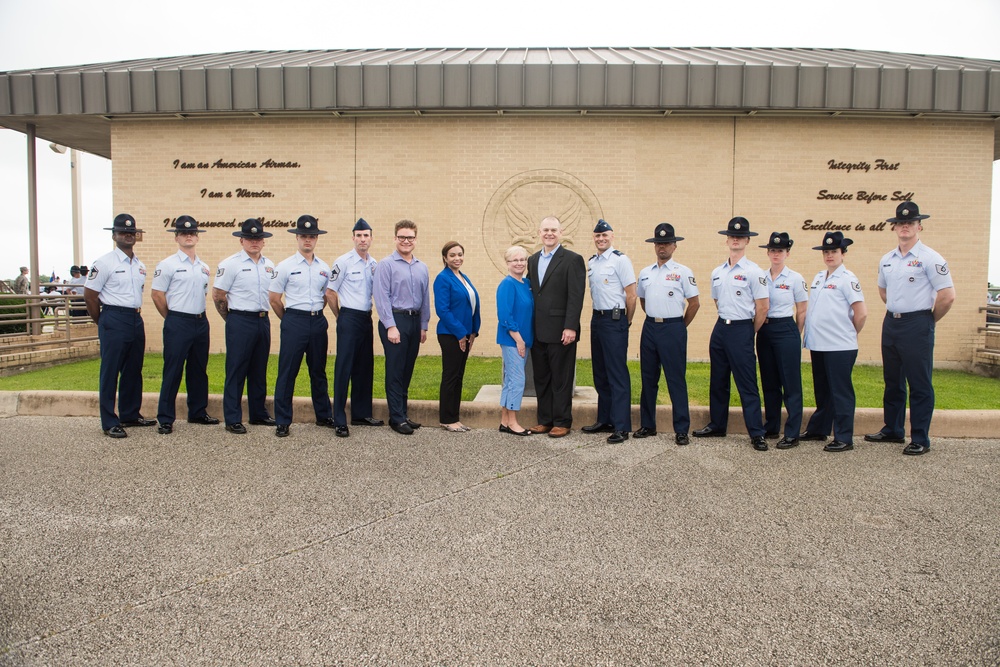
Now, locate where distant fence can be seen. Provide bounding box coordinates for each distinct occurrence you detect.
[975,304,1000,376]
[0,290,99,373]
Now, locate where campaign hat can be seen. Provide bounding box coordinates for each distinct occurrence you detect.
[169,215,206,233]
[812,231,854,250]
[233,218,273,239]
[718,216,758,237]
[288,214,327,235]
[105,213,143,233]
[760,232,794,250]
[645,222,684,243]
[886,202,929,223]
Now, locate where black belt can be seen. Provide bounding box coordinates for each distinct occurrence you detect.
[718,318,752,325]
[593,309,622,316]
[286,308,324,316]
[392,309,419,316]
[764,316,794,324]
[646,316,683,323]
[229,309,269,318]
[340,307,372,316]
[101,304,141,314]
[887,310,932,320]
[167,310,205,319]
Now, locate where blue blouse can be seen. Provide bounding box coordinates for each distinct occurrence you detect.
[496,275,534,348]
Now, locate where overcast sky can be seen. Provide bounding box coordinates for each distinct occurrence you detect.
[2,0,999,283]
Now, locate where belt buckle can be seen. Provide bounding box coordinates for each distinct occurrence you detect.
[655,317,664,323]
[892,312,902,319]
[725,319,732,325]
[259,311,267,318]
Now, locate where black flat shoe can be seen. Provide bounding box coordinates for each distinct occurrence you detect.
[225,423,247,434]
[121,417,156,427]
[824,440,854,452]
[500,425,532,436]
[351,417,384,426]
[775,436,799,449]
[903,442,930,456]
[798,432,827,442]
[633,427,657,439]
[157,423,173,435]
[335,425,350,438]
[391,421,414,435]
[693,426,726,438]
[189,415,220,425]
[249,417,276,426]
[751,436,768,451]
[582,422,614,434]
[607,431,629,444]
[103,425,128,439]
[675,433,690,446]
[864,431,905,443]
[276,424,290,437]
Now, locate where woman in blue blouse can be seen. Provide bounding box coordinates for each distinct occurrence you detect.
[496,246,534,436]
[434,241,481,432]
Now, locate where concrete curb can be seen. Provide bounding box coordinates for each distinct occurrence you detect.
[1,390,996,438]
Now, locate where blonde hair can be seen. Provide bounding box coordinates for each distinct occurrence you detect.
[504,245,529,262]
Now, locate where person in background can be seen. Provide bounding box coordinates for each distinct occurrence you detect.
[434,241,481,432]
[14,266,29,294]
[756,232,808,450]
[496,245,534,436]
[67,265,88,318]
[800,231,867,453]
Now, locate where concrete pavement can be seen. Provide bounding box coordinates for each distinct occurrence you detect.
[1,410,998,666]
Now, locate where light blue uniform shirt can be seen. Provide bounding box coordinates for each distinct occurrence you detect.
[269,252,331,311]
[764,266,809,318]
[588,247,636,310]
[68,275,86,296]
[636,259,699,319]
[328,249,377,311]
[214,249,275,311]
[710,256,768,320]
[85,248,146,308]
[152,250,210,314]
[877,240,953,314]
[803,265,864,352]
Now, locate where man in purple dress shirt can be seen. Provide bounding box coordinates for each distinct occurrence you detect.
[373,219,430,435]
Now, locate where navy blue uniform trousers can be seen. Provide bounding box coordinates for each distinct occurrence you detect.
[223,311,271,425]
[273,309,332,425]
[97,306,146,431]
[880,311,935,446]
[756,317,804,438]
[379,312,421,426]
[333,307,375,426]
[639,316,689,434]
[707,318,765,437]
[806,349,857,443]
[591,312,632,432]
[157,312,210,424]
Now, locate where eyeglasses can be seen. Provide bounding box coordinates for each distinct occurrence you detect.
[396,235,416,242]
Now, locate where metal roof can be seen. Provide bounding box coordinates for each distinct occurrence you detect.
[2,47,999,159]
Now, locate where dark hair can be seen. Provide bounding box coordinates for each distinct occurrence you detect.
[441,241,464,265]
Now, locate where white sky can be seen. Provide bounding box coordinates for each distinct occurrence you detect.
[2,0,999,284]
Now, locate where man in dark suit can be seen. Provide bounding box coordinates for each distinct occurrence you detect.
[527,216,586,438]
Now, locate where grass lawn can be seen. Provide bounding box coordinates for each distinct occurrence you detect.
[0,354,996,409]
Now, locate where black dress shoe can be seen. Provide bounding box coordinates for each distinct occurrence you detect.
[764,431,780,440]
[249,417,276,426]
[607,431,629,444]
[189,415,220,425]
[405,419,421,430]
[391,421,414,435]
[225,423,247,434]
[316,418,337,429]
[903,442,930,456]
[823,440,854,452]
[633,427,657,439]
[121,417,156,427]
[751,436,768,451]
[103,425,128,439]
[351,417,384,426]
[275,424,290,437]
[798,432,828,441]
[775,436,799,449]
[157,423,173,435]
[864,431,905,444]
[582,422,615,434]
[675,433,690,446]
[693,426,726,438]
[335,425,350,438]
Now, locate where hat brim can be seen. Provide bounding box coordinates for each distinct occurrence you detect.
[812,240,854,251]
[759,244,791,249]
[233,231,274,238]
[645,236,684,243]
[718,230,758,237]
[287,228,328,234]
[105,227,144,233]
[170,229,207,233]
[886,214,929,223]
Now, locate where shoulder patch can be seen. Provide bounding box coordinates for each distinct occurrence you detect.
[153,269,162,278]
[935,263,949,276]
[851,281,861,292]
[88,267,99,279]
[689,276,697,286]
[758,276,766,287]
[270,270,278,280]
[216,268,225,277]
[331,265,341,281]
[802,280,808,291]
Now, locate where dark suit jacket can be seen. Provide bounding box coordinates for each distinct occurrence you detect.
[527,245,586,344]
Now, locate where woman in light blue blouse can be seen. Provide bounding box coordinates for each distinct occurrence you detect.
[496,246,534,436]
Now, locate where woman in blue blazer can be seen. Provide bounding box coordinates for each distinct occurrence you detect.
[434,241,481,431]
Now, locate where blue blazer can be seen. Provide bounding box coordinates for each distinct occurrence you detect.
[434,268,481,338]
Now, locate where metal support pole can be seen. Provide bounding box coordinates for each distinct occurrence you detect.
[71,149,83,265]
[26,124,41,336]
